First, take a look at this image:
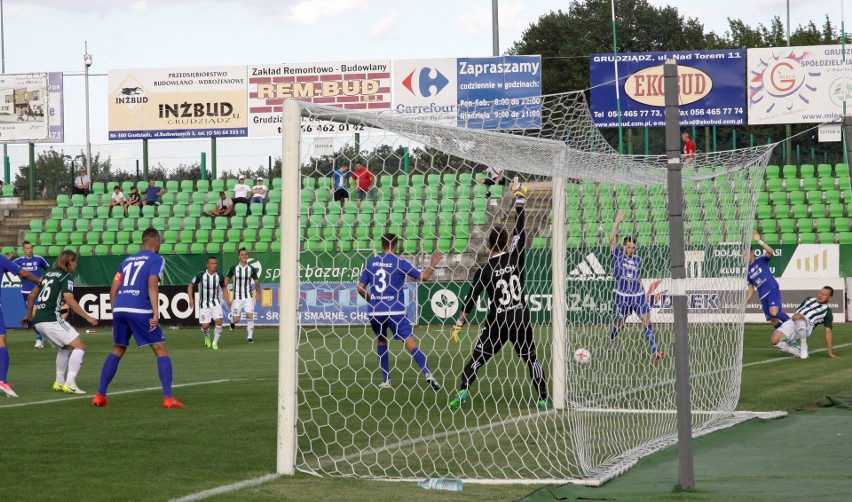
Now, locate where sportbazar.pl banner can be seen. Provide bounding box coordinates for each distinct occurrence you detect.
[108,66,248,140]
[590,50,746,128]
[747,45,851,125]
[248,61,390,138]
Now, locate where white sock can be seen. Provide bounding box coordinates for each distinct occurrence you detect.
[56,348,71,385]
[213,325,222,344]
[774,341,800,357]
[794,319,808,338]
[65,349,85,388]
[247,319,255,338]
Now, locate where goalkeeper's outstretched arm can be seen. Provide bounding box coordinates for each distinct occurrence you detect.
[609,209,626,252]
[753,231,775,258]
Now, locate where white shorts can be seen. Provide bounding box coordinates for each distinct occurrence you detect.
[231,298,255,318]
[776,319,813,342]
[198,304,224,325]
[35,321,81,348]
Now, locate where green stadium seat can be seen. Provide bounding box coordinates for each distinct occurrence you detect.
[836,163,849,177]
[226,179,238,191]
[818,177,836,190]
[56,194,69,207]
[765,165,780,178]
[780,232,797,245]
[107,244,123,255]
[816,164,832,177]
[826,203,844,217]
[824,190,841,204]
[38,233,53,246]
[196,180,210,193]
[211,179,225,192]
[838,231,852,244]
[190,242,205,254]
[805,190,823,204]
[801,177,819,192]
[204,243,220,254]
[758,219,776,234]
[813,218,832,233]
[787,190,805,205]
[395,175,410,188]
[186,204,203,218]
[790,204,809,218]
[816,232,835,244]
[126,205,140,218]
[766,178,784,193]
[799,164,815,178]
[771,203,789,219]
[835,217,851,232]
[782,164,797,179]
[798,233,816,244]
[796,218,814,233]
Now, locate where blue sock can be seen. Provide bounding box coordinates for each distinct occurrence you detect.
[610,325,619,341]
[157,356,173,398]
[410,347,431,376]
[0,347,9,382]
[377,344,389,382]
[98,353,121,396]
[34,328,43,341]
[774,311,791,323]
[645,325,658,353]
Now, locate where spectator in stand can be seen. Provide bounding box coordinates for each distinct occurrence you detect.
[682,132,696,164]
[232,175,251,211]
[331,162,351,209]
[352,161,375,210]
[107,185,129,217]
[142,179,167,206]
[250,177,268,214]
[478,166,505,197]
[72,168,91,196]
[208,191,234,217]
[127,186,142,210]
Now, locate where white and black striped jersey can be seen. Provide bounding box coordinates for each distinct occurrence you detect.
[191,271,225,309]
[462,206,527,320]
[796,297,833,328]
[226,264,259,300]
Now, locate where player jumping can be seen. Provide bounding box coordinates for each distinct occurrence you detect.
[771,286,836,359]
[449,184,549,410]
[746,232,792,333]
[608,210,663,360]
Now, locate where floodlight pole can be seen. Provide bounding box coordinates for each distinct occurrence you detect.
[664,59,695,492]
[84,43,93,177]
[1,0,7,180]
[277,99,301,475]
[491,0,499,56]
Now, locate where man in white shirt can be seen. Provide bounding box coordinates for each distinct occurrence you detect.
[250,177,268,204]
[73,168,91,195]
[107,185,128,217]
[232,175,251,212]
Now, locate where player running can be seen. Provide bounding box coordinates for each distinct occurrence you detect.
[13,241,50,348]
[771,286,836,359]
[448,184,549,410]
[188,256,231,350]
[93,228,184,409]
[357,234,443,390]
[0,254,43,397]
[22,250,98,394]
[746,232,792,330]
[608,210,664,360]
[224,248,260,343]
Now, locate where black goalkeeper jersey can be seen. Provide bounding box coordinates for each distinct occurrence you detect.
[462,206,528,321]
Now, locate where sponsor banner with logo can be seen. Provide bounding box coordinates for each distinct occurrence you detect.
[747,45,851,125]
[393,55,542,129]
[589,50,746,128]
[108,66,248,140]
[780,244,839,278]
[744,278,845,323]
[0,73,51,142]
[46,72,64,143]
[248,60,390,138]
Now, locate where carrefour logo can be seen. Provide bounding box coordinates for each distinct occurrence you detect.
[402,68,449,97]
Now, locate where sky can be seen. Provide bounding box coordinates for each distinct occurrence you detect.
[0,0,846,147]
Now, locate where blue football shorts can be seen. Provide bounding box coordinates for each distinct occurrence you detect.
[112,311,165,347]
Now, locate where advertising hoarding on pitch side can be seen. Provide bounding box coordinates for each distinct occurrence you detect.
[0,73,52,142]
[248,60,391,137]
[108,66,248,140]
[393,55,542,129]
[590,49,746,128]
[747,45,852,124]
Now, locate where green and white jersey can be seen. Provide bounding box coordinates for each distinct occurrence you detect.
[33,269,73,324]
[796,297,833,328]
[227,263,259,301]
[191,271,225,309]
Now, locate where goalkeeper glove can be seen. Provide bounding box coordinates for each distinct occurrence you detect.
[450,321,464,343]
[511,183,528,206]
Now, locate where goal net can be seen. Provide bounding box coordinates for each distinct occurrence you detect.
[280,92,777,484]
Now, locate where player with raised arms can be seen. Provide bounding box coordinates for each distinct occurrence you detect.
[93,228,184,408]
[22,250,98,394]
[608,209,664,360]
[771,286,836,359]
[448,184,549,410]
[189,256,230,350]
[746,231,792,332]
[357,233,443,391]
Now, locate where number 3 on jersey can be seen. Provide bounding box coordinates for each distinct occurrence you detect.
[495,275,522,305]
[373,269,389,293]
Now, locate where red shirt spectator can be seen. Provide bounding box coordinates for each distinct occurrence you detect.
[351,161,376,209]
[681,132,695,163]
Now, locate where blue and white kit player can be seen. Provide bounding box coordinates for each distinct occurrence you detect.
[608,210,664,360]
[13,241,49,348]
[747,231,792,330]
[93,228,184,409]
[357,233,444,390]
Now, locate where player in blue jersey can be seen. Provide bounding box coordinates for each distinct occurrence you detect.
[92,228,184,409]
[14,241,50,348]
[357,233,444,391]
[608,210,664,360]
[746,231,791,330]
[0,254,43,397]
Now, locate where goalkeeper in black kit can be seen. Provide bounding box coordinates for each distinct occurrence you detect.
[448,183,549,411]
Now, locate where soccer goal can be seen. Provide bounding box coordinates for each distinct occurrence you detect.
[277,92,780,485]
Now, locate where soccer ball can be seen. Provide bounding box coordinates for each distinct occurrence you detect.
[573,348,591,364]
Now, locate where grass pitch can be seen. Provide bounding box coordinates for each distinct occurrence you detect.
[1,323,850,501]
